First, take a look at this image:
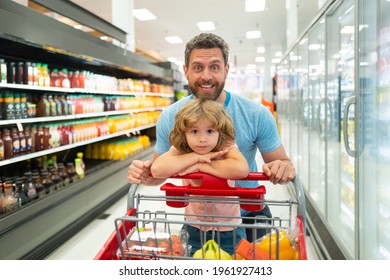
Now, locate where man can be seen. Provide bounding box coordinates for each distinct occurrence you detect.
[128,33,296,241]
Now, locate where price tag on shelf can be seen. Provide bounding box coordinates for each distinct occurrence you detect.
[16,122,24,132]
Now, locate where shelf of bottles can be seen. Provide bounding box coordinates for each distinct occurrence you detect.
[0,60,174,167]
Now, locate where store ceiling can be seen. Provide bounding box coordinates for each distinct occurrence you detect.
[71,0,319,74]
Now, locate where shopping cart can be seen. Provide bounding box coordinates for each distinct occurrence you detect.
[94,172,307,260]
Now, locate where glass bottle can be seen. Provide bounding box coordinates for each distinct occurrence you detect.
[0,59,7,83]
[75,158,85,180]
[24,172,38,201]
[2,128,13,159]
[66,162,77,183]
[48,95,57,117]
[34,126,44,152]
[50,68,59,87]
[13,93,21,119]
[37,94,50,117]
[49,166,63,190]
[18,129,26,155]
[32,174,44,198]
[14,180,28,207]
[58,163,71,186]
[20,93,27,119]
[23,126,32,154]
[10,127,20,157]
[3,92,15,120]
[0,131,4,160]
[2,180,17,213]
[42,126,52,150]
[40,171,54,195]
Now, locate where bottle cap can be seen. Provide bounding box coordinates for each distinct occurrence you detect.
[77,152,83,158]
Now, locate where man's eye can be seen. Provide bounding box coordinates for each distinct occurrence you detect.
[211,65,219,71]
[194,66,202,71]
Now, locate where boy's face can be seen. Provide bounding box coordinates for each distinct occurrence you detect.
[185,119,219,155]
[183,48,229,101]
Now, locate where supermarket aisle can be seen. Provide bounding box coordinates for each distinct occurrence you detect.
[46,153,320,260]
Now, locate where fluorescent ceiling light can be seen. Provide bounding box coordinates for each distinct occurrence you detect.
[308,44,321,51]
[133,9,156,21]
[257,46,265,53]
[245,0,266,12]
[165,36,183,44]
[272,58,281,64]
[275,51,282,57]
[100,36,108,41]
[196,21,216,31]
[255,57,265,63]
[167,57,177,63]
[340,25,354,34]
[73,24,83,30]
[246,30,261,39]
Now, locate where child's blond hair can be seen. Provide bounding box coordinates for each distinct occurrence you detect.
[170,99,235,154]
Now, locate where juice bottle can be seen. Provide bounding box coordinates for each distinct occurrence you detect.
[42,64,51,87]
[0,59,7,83]
[50,68,59,87]
[75,158,85,179]
[0,131,4,160]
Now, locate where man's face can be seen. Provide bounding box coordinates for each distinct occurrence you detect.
[183,48,229,101]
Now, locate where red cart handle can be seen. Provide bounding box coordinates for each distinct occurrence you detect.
[160,172,269,211]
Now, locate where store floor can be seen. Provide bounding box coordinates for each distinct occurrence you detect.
[46,153,321,260]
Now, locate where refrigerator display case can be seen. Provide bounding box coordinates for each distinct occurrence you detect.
[277,0,390,259]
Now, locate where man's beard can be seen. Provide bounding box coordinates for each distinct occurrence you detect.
[189,81,225,101]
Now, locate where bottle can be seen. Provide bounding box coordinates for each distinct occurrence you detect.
[42,126,52,150]
[60,68,71,88]
[0,131,4,160]
[0,59,7,83]
[2,129,13,159]
[24,172,38,201]
[3,92,15,120]
[66,162,77,183]
[50,69,59,87]
[2,180,17,213]
[7,62,15,83]
[20,93,27,118]
[18,129,26,155]
[49,166,63,190]
[47,95,56,116]
[32,174,44,198]
[32,62,38,86]
[14,180,28,207]
[37,94,50,117]
[23,126,32,154]
[13,93,21,119]
[34,126,44,152]
[58,163,71,186]
[40,171,54,195]
[76,152,86,172]
[10,127,20,157]
[75,158,85,180]
[42,64,51,87]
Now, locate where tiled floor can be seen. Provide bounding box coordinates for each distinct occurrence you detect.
[46,153,320,260]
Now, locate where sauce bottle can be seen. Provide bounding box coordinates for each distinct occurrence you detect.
[0,131,4,160]
[23,126,32,154]
[34,126,44,152]
[75,158,85,179]
[40,171,54,195]
[32,174,44,198]
[37,94,50,117]
[2,129,13,159]
[58,163,71,186]
[18,129,26,155]
[24,172,38,201]
[0,59,7,83]
[10,128,20,157]
[42,126,52,150]
[14,180,28,207]
[3,92,15,120]
[2,180,17,213]
[66,162,77,183]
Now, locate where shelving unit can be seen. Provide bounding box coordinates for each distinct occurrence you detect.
[0,1,174,259]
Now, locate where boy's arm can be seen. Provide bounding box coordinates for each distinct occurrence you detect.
[180,147,249,179]
[151,148,228,178]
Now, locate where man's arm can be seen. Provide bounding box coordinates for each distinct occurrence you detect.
[261,145,296,184]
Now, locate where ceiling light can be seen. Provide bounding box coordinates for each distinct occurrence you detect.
[167,57,177,63]
[255,57,265,63]
[73,24,83,30]
[340,25,354,34]
[308,44,321,51]
[245,0,266,12]
[165,36,183,44]
[100,36,108,41]
[272,58,281,64]
[246,30,261,39]
[257,46,265,53]
[132,9,156,21]
[196,21,216,31]
[275,51,282,57]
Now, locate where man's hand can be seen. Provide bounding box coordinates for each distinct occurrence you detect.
[127,160,156,185]
[262,160,296,185]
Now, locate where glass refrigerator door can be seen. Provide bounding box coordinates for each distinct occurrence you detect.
[359,0,390,259]
[308,19,326,215]
[326,0,356,258]
[297,37,310,191]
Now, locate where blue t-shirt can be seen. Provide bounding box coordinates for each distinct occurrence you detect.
[155,90,281,188]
